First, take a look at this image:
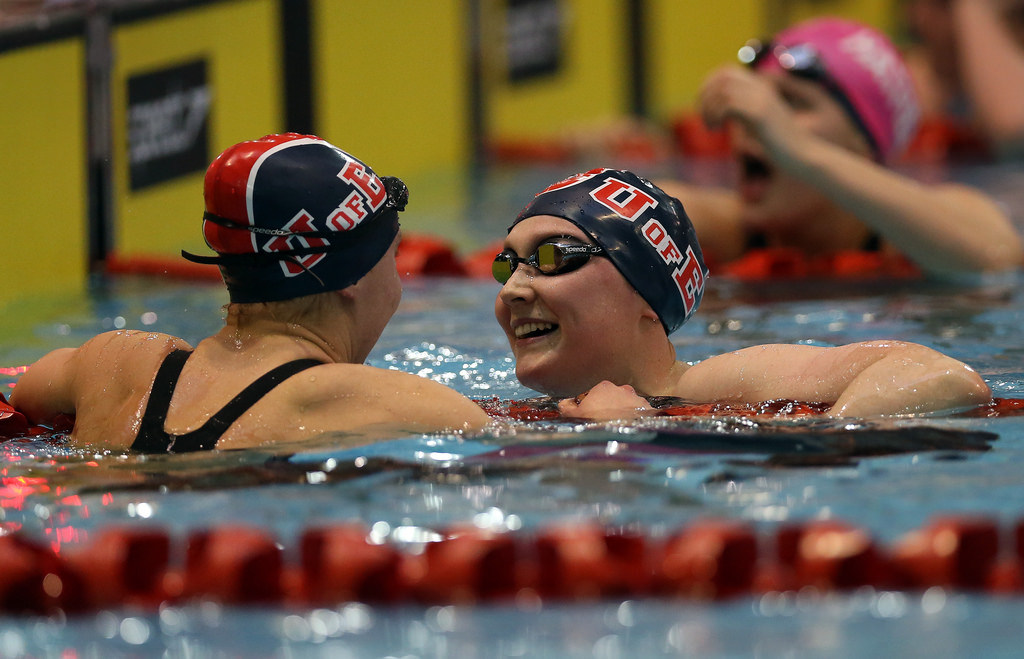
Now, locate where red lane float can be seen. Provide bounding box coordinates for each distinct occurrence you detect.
[1,396,1022,442]
[782,520,889,591]
[184,526,284,604]
[98,229,936,285]
[890,516,1001,590]
[407,525,519,604]
[712,248,921,281]
[62,527,171,609]
[535,525,650,600]
[5,515,1024,615]
[656,520,757,599]
[0,394,28,438]
[300,525,404,605]
[395,234,467,278]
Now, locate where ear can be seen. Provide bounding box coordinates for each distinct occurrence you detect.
[335,286,358,303]
[636,290,660,323]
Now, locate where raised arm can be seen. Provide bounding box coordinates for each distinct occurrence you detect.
[678,340,991,417]
[774,136,1022,276]
[701,65,1023,276]
[953,0,1024,156]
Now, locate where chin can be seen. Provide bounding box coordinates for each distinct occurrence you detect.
[517,368,579,399]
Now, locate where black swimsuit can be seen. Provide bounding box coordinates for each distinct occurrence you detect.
[131,349,323,453]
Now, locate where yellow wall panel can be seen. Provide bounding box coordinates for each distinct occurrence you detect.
[112,0,281,258]
[314,0,468,179]
[487,0,628,138]
[0,39,87,307]
[784,0,898,33]
[647,0,764,121]
[313,0,470,246]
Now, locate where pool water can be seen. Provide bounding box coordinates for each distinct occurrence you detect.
[2,266,1024,657]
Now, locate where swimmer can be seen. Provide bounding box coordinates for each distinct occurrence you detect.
[494,168,992,419]
[658,16,1022,278]
[11,133,490,451]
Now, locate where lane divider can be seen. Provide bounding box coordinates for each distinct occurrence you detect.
[2,515,1023,615]
[103,234,503,281]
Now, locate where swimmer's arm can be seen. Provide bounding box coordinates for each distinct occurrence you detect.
[782,138,1023,276]
[953,0,1024,154]
[677,341,991,417]
[11,330,190,427]
[9,348,78,425]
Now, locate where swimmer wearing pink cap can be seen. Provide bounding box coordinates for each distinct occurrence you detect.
[744,17,920,164]
[658,16,1021,278]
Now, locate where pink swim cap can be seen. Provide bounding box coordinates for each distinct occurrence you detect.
[752,17,920,162]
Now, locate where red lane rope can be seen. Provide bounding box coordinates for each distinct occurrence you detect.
[476,397,1024,422]
[102,231,932,283]
[1,514,1022,615]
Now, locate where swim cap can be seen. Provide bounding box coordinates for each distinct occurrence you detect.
[747,17,920,163]
[511,168,707,334]
[183,133,407,303]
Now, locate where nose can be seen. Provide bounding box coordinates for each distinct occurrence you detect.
[726,120,751,150]
[497,263,538,306]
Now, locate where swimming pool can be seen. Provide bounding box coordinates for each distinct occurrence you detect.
[3,162,1024,657]
[2,266,1024,657]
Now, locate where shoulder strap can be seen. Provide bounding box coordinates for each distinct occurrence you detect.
[131,349,192,453]
[168,358,324,453]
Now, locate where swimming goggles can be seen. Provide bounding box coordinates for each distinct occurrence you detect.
[492,240,606,284]
[737,39,880,159]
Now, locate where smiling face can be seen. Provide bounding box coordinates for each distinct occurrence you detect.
[494,216,660,398]
[732,71,872,232]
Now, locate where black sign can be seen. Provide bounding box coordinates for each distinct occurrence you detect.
[127,59,211,190]
[505,0,563,83]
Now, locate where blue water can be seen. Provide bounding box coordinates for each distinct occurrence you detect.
[2,268,1024,657]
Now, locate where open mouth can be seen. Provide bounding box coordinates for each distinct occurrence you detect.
[736,153,774,203]
[514,321,558,339]
[740,153,773,180]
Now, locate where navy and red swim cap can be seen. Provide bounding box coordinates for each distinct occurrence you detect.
[183,133,407,303]
[511,168,708,334]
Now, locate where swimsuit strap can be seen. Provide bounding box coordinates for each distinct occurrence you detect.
[131,351,324,453]
[131,349,193,453]
[167,358,324,453]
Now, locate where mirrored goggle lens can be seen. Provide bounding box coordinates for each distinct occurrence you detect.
[535,243,565,273]
[492,251,515,284]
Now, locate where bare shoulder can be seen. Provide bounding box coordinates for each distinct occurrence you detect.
[72,330,194,389]
[294,363,491,432]
[78,329,192,358]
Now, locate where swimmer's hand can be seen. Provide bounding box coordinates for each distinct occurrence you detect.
[557,381,656,420]
[699,66,807,165]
